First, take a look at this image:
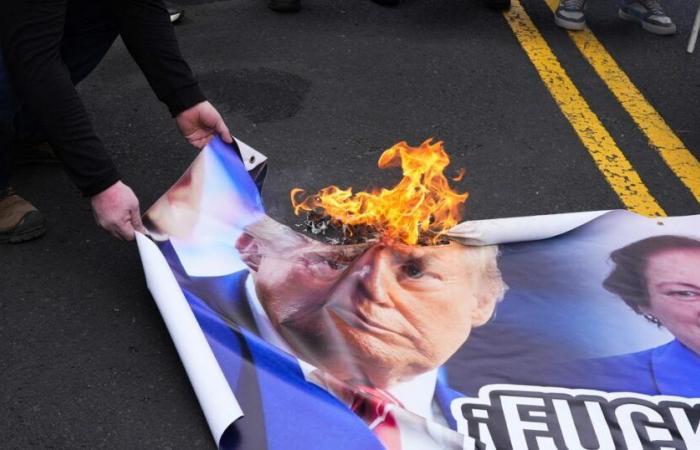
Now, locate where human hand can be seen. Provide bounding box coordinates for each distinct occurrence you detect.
[175,101,233,149]
[91,181,145,241]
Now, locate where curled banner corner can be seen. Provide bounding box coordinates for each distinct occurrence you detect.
[136,232,243,444]
[447,210,612,246]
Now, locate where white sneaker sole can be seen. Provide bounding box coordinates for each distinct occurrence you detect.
[554,14,586,31]
[618,9,676,35]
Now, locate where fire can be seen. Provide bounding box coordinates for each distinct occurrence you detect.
[290,139,468,245]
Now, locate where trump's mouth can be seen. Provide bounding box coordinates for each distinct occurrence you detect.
[331,302,404,340]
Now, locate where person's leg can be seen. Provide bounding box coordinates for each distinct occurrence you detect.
[0,1,118,244]
[0,51,48,243]
[0,142,10,191]
[0,154,8,191]
[0,56,47,243]
[0,51,17,190]
[9,0,119,164]
[8,1,118,143]
[60,0,120,86]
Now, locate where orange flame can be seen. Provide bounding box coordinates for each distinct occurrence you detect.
[290,139,468,245]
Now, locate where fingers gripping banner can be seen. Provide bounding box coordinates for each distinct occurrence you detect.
[137,137,700,450]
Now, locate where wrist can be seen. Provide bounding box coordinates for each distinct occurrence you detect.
[81,170,121,198]
[91,180,123,203]
[165,84,207,117]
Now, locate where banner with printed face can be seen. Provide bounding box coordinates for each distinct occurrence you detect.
[137,137,700,450]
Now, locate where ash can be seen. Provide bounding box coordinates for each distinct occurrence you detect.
[295,212,450,246]
[295,212,381,245]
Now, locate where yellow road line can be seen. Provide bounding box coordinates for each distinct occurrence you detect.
[503,0,665,216]
[543,0,700,204]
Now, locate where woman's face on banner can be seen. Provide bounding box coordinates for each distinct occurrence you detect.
[251,232,500,386]
[644,248,700,354]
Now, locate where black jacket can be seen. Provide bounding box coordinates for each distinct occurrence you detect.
[0,0,206,196]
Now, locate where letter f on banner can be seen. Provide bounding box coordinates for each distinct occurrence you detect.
[501,396,557,450]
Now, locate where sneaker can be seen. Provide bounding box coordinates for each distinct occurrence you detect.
[165,2,184,23]
[483,0,510,10]
[268,0,301,12]
[554,0,587,31]
[618,0,676,35]
[0,188,47,244]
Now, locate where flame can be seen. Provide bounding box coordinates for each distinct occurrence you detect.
[290,139,468,245]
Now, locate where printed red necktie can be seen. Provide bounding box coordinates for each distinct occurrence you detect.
[349,385,404,450]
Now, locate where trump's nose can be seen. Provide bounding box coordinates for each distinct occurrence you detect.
[352,245,395,306]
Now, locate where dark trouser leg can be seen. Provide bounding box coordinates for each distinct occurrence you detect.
[8,0,119,148]
[0,53,47,243]
[0,148,9,190]
[0,155,8,190]
[61,0,119,85]
[1,0,118,190]
[0,52,16,190]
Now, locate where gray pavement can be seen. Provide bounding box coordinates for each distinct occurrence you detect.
[1,0,698,448]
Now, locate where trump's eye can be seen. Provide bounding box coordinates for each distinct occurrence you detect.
[401,261,424,279]
[325,259,349,271]
[304,254,349,279]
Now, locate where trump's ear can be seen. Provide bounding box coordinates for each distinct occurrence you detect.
[235,232,262,272]
[471,266,505,327]
[471,291,497,327]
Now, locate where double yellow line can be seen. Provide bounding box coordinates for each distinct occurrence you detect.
[503,0,700,216]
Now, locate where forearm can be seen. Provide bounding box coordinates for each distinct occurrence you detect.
[0,0,120,196]
[108,0,206,117]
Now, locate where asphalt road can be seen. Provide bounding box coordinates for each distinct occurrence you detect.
[2,0,699,448]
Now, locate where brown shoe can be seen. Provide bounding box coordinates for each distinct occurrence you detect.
[0,188,47,243]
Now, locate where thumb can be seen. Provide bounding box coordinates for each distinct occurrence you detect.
[216,118,233,144]
[116,219,136,241]
[130,204,146,235]
[109,224,128,241]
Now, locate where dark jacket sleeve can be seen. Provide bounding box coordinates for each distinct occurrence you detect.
[107,0,206,117]
[0,0,121,197]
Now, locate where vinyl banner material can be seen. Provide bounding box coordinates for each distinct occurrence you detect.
[137,137,700,450]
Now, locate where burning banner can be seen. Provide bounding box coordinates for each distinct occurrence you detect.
[137,137,700,450]
[291,139,467,245]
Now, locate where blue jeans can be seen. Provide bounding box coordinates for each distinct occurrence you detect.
[0,0,119,190]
